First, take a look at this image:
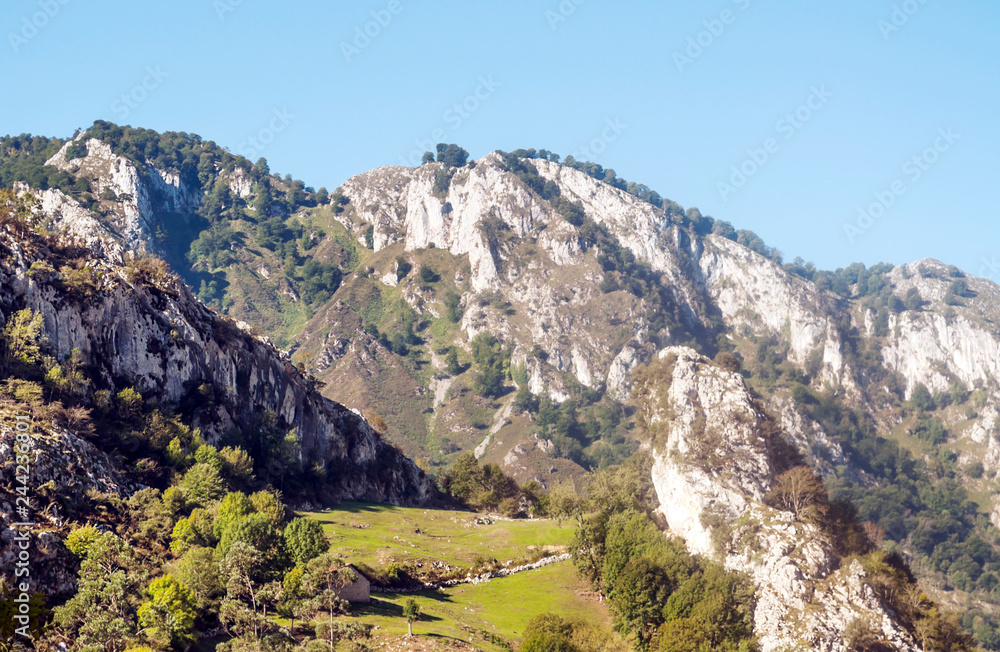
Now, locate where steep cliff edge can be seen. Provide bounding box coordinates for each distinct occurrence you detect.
[642,347,919,651]
[0,214,434,507]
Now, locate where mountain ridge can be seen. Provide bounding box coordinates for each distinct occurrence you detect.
[6,122,1000,648]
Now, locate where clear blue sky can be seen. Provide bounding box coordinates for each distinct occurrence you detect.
[3,0,998,276]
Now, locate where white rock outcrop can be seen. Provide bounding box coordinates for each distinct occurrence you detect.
[646,347,919,651]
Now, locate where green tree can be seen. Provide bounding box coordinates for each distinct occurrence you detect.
[179,463,227,507]
[444,348,462,376]
[54,533,148,652]
[611,557,671,651]
[302,552,353,648]
[403,598,421,637]
[176,546,224,615]
[435,143,469,167]
[904,287,924,311]
[470,332,510,398]
[521,613,576,652]
[656,618,711,652]
[219,542,273,640]
[215,492,254,540]
[220,446,254,484]
[443,290,463,322]
[660,565,757,651]
[2,308,44,371]
[284,517,330,565]
[65,524,102,558]
[219,513,289,580]
[419,265,439,283]
[250,490,286,527]
[909,383,936,412]
[194,443,224,470]
[137,575,197,648]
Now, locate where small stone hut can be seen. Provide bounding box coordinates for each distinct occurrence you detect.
[334,565,371,603]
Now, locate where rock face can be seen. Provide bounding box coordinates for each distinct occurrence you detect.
[0,422,138,597]
[0,225,434,507]
[646,347,918,652]
[46,137,200,253]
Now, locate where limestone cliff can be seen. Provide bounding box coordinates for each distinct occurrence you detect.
[0,222,434,507]
[645,347,919,652]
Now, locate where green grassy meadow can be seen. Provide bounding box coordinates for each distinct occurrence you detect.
[299,502,611,650]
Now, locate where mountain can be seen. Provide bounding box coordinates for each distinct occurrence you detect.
[0,185,434,597]
[7,123,1000,649]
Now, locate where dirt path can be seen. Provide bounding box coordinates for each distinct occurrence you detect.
[371,553,572,594]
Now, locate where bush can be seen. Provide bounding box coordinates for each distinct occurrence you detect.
[909,383,935,412]
[713,351,741,373]
[179,463,227,507]
[284,517,330,565]
[419,265,439,283]
[64,140,89,160]
[124,255,175,291]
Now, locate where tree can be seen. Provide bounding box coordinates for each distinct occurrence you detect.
[394,255,412,278]
[219,542,273,640]
[419,265,439,283]
[904,287,924,311]
[54,533,148,652]
[179,462,227,507]
[470,332,510,398]
[284,517,330,565]
[215,491,255,540]
[302,552,353,648]
[137,575,197,648]
[403,598,421,637]
[444,347,462,376]
[2,308,44,371]
[611,557,671,651]
[443,290,462,322]
[520,613,576,652]
[435,143,469,167]
[764,466,830,525]
[909,383,935,412]
[175,546,224,615]
[660,565,756,651]
[421,151,435,165]
[220,446,254,484]
[218,513,288,577]
[655,618,711,652]
[250,490,286,527]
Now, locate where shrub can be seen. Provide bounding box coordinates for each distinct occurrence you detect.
[284,518,330,565]
[764,466,830,526]
[65,524,102,558]
[179,463,227,507]
[124,255,175,291]
[713,351,741,373]
[419,265,440,283]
